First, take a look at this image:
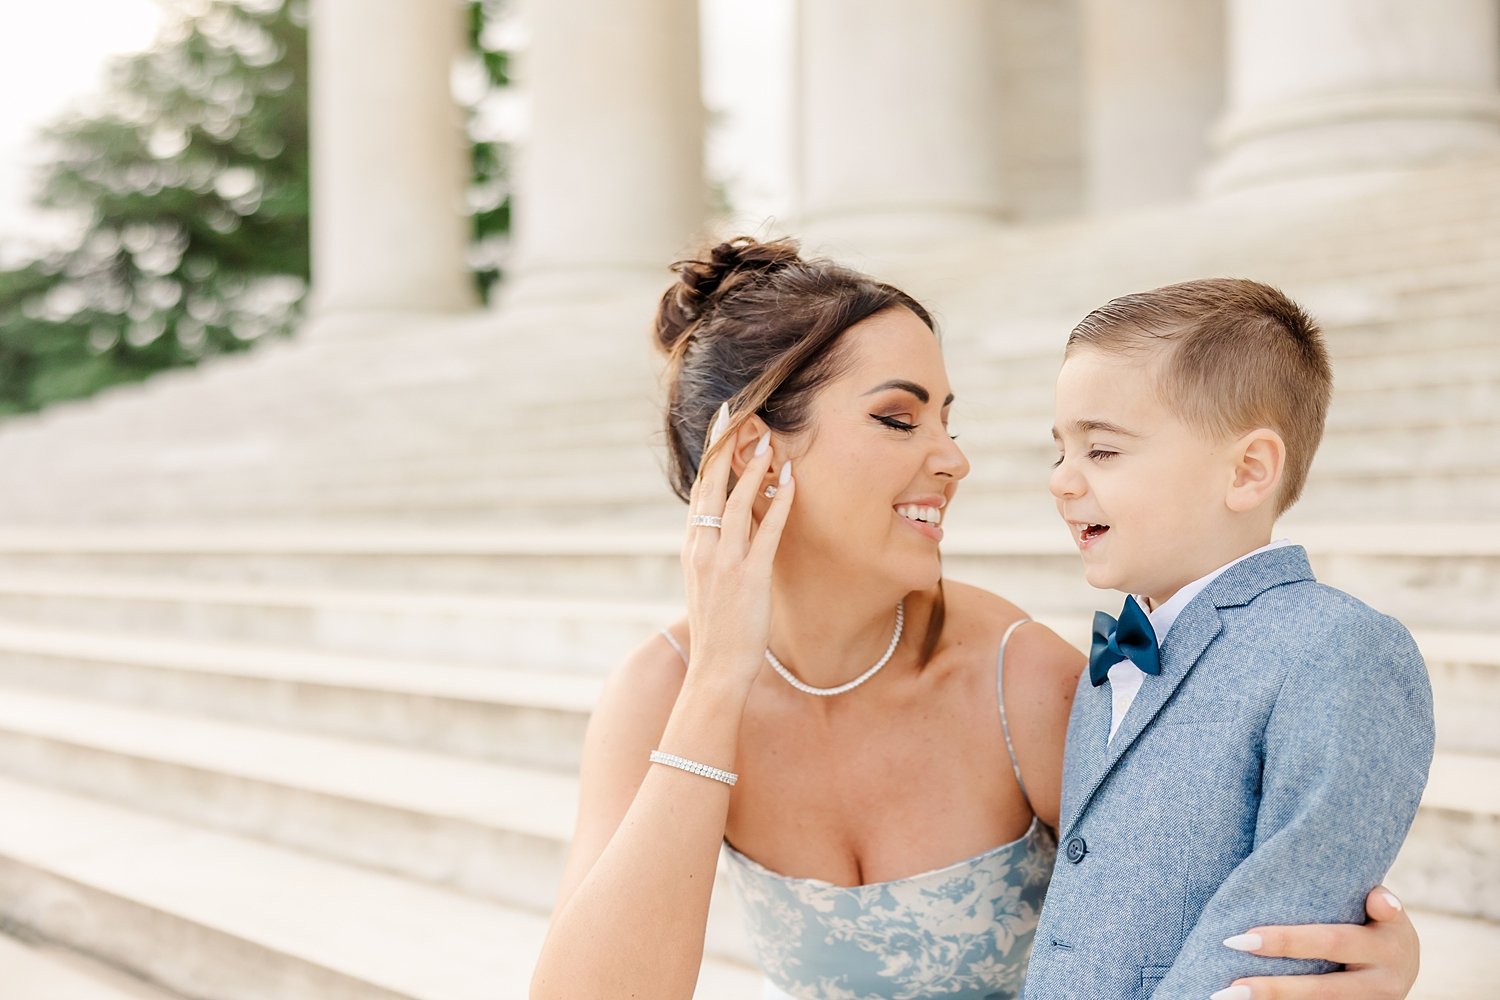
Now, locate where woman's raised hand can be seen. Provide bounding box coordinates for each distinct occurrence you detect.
[681,404,796,691]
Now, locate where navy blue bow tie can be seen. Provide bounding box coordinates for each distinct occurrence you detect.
[1089,595,1162,687]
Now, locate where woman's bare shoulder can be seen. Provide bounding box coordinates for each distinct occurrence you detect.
[594,619,692,726]
[940,579,1085,686]
[941,579,1084,827]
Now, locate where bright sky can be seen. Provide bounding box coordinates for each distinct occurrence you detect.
[0,0,164,256]
[0,0,791,261]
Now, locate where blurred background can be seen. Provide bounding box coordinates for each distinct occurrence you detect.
[0,1,1495,997]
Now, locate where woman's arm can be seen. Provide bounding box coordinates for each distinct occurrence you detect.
[529,646,752,1000]
[1216,886,1420,999]
[530,418,795,1000]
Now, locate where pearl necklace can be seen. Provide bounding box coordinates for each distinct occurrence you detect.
[765,602,904,697]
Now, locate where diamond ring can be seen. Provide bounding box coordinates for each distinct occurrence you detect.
[690,514,723,529]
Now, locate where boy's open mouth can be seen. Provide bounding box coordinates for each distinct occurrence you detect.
[1081,523,1109,542]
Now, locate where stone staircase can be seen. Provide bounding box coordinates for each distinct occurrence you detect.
[0,156,1497,997]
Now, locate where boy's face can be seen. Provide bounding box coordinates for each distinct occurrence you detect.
[1049,347,1239,606]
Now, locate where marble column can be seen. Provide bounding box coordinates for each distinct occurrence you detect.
[309,0,477,319]
[795,0,1003,244]
[509,0,707,300]
[1083,0,1225,211]
[1208,0,1500,191]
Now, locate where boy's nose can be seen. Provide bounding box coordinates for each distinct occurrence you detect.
[1049,458,1083,499]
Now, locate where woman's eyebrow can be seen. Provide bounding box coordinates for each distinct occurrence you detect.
[861,379,955,406]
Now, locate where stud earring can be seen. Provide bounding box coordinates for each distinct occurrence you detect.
[763,484,779,499]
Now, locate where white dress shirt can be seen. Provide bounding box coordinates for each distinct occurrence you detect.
[1105,539,1295,742]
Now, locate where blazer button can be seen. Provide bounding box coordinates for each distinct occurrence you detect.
[1065,836,1088,864]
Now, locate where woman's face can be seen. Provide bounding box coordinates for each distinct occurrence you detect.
[774,306,969,591]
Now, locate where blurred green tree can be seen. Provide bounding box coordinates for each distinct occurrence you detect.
[0,0,510,417]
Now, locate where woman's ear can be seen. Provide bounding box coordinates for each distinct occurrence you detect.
[728,414,772,478]
[1225,427,1286,515]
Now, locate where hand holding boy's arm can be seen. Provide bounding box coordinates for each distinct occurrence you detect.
[1148,613,1434,999]
[1219,885,1419,999]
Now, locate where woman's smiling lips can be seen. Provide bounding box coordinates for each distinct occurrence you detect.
[895,496,946,541]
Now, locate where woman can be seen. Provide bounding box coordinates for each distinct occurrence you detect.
[531,238,1420,1000]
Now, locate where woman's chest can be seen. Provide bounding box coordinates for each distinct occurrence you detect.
[724,677,1030,885]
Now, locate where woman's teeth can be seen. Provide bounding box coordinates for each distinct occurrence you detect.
[897,505,943,525]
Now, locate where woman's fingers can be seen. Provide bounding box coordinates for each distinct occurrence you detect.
[1361,884,1409,926]
[1227,923,1358,963]
[1213,970,1380,1000]
[688,403,733,523]
[1218,887,1417,1000]
[719,431,774,558]
[1229,887,1412,964]
[748,459,794,567]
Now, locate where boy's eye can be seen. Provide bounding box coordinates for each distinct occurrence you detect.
[1051,454,1064,469]
[1088,449,1118,461]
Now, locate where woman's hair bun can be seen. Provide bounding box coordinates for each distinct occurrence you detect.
[654,236,803,354]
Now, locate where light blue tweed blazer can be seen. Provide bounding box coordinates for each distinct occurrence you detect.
[1022,545,1434,1000]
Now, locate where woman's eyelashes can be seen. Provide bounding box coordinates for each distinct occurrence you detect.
[871,413,959,440]
[873,413,917,434]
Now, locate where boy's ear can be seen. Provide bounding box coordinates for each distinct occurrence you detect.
[728,414,772,478]
[1226,428,1286,514]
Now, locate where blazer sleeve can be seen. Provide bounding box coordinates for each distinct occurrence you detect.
[1149,609,1435,999]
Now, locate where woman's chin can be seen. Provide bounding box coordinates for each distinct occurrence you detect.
[892,554,943,594]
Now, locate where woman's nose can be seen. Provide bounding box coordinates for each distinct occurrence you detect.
[932,430,970,481]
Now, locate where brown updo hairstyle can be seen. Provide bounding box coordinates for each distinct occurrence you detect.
[654,235,946,664]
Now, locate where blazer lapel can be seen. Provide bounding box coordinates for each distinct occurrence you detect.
[1058,673,1112,833]
[1058,604,1221,840]
[1057,544,1317,841]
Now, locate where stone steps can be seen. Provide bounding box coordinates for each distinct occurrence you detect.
[959,470,1500,524]
[27,331,1495,480]
[0,573,677,668]
[25,393,1497,514]
[0,684,755,962]
[0,930,183,1000]
[0,622,600,769]
[0,775,760,1000]
[1389,751,1500,922]
[0,667,1488,931]
[0,523,1491,625]
[9,453,1500,527]
[0,595,1491,756]
[0,655,1491,921]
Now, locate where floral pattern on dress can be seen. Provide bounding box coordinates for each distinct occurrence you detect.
[724,818,1056,1000]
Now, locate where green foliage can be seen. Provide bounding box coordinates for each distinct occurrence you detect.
[466,0,512,299]
[0,0,511,417]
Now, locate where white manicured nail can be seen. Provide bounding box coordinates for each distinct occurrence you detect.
[1382,890,1403,911]
[709,403,729,445]
[779,459,792,485]
[1209,987,1252,1000]
[755,432,771,457]
[1222,933,1261,952]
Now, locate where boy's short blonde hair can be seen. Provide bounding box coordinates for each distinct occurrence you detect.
[1066,279,1331,515]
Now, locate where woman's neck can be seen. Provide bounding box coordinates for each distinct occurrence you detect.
[765,566,913,693]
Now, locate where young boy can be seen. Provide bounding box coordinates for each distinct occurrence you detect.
[1025,280,1435,999]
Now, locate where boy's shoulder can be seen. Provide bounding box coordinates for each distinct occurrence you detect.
[1222,576,1421,666]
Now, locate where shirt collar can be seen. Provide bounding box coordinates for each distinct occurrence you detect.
[1137,538,1294,644]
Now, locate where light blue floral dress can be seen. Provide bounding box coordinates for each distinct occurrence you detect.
[664,618,1056,1000]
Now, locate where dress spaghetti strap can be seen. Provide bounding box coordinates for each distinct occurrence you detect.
[660,627,689,667]
[996,617,1036,812]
